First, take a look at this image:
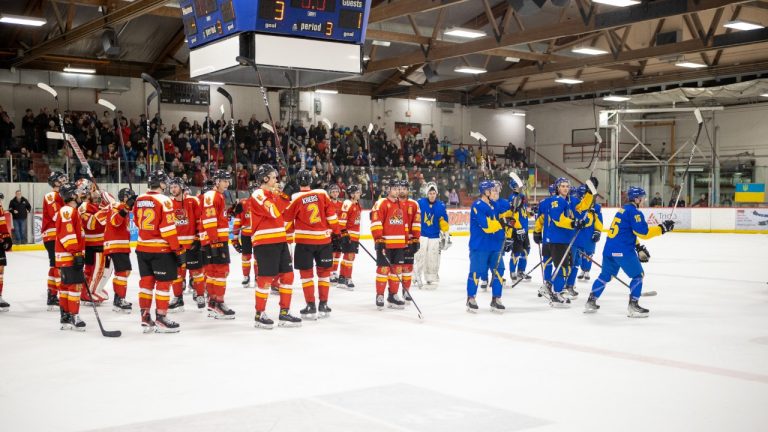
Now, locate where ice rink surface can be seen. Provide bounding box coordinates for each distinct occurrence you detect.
[1,233,767,432]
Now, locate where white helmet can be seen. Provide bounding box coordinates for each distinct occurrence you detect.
[425,182,438,194]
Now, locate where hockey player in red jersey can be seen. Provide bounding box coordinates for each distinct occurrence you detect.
[77,178,112,305]
[0,193,12,311]
[42,171,67,310]
[397,179,421,303]
[168,178,201,313]
[232,182,258,288]
[201,169,236,319]
[271,181,293,294]
[248,164,301,329]
[336,184,362,291]
[133,170,183,333]
[55,183,88,331]
[104,188,137,313]
[370,178,407,310]
[196,179,215,308]
[327,184,344,283]
[283,170,340,320]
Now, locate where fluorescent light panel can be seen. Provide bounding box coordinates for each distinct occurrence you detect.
[675,61,707,69]
[512,112,526,116]
[761,93,768,98]
[63,67,96,74]
[454,66,487,74]
[0,13,47,26]
[591,0,640,6]
[316,89,339,94]
[555,77,583,84]
[444,27,486,39]
[572,47,609,55]
[604,95,630,102]
[371,40,390,46]
[416,97,436,102]
[723,20,764,31]
[504,57,520,63]
[198,81,224,85]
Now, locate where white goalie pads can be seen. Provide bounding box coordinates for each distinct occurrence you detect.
[439,231,452,251]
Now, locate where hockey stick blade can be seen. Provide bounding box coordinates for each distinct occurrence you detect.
[694,108,703,124]
[37,82,57,98]
[585,179,597,195]
[216,86,233,103]
[594,131,603,144]
[97,98,116,111]
[88,300,122,337]
[261,123,274,134]
[46,131,65,140]
[642,290,658,297]
[220,104,225,116]
[526,124,535,132]
[367,123,374,134]
[509,171,524,188]
[321,118,332,130]
[141,73,161,93]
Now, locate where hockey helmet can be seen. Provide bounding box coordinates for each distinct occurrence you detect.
[248,181,258,195]
[59,183,79,202]
[479,180,495,195]
[118,188,136,203]
[168,177,185,188]
[147,169,168,189]
[297,170,312,187]
[75,178,92,195]
[255,164,277,184]
[47,170,67,187]
[573,184,588,199]
[388,178,400,188]
[548,184,556,196]
[346,184,360,196]
[213,169,232,182]
[327,183,340,193]
[397,179,409,188]
[425,182,438,194]
[627,186,647,201]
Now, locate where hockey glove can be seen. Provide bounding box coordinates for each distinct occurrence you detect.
[175,250,186,267]
[503,238,514,253]
[533,231,542,244]
[409,240,420,255]
[2,236,12,251]
[514,229,527,244]
[659,220,675,234]
[375,240,385,253]
[591,230,601,243]
[571,217,586,230]
[340,232,351,249]
[118,207,129,218]
[232,239,242,254]
[233,202,243,215]
[73,254,84,267]
[636,244,650,263]
[439,231,452,250]
[331,233,342,250]
[125,195,136,209]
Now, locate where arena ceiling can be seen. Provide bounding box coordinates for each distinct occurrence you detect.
[2,0,768,106]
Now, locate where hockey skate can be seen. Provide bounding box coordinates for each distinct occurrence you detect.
[69,314,86,332]
[549,291,571,308]
[254,311,274,329]
[336,276,353,291]
[375,294,385,310]
[209,301,236,320]
[46,291,59,311]
[466,297,478,313]
[413,277,424,289]
[627,298,649,318]
[330,272,339,284]
[490,297,505,313]
[140,309,155,334]
[241,276,250,288]
[517,271,532,282]
[300,302,318,321]
[318,301,331,318]
[583,294,600,314]
[155,314,181,333]
[0,295,10,312]
[112,295,132,314]
[583,272,591,281]
[194,295,206,310]
[577,271,586,281]
[168,296,185,313]
[537,282,552,299]
[480,281,488,292]
[59,311,72,330]
[402,290,413,304]
[563,285,579,299]
[278,309,302,328]
[387,293,405,310]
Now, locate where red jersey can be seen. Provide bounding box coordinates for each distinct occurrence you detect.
[339,199,362,242]
[331,199,343,217]
[79,201,109,248]
[134,191,180,253]
[55,204,85,267]
[197,193,209,246]
[248,188,287,245]
[274,190,293,243]
[0,203,9,237]
[284,189,340,245]
[104,203,131,255]
[173,195,201,249]
[42,190,64,243]
[201,190,229,245]
[401,198,422,243]
[232,198,253,237]
[370,197,407,249]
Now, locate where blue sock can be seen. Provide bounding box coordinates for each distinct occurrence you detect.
[467,272,480,297]
[553,267,566,293]
[517,252,527,273]
[566,254,579,286]
[591,275,610,298]
[630,276,643,300]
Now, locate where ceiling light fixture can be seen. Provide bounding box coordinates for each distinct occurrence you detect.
[761,93,768,98]
[416,97,436,102]
[0,13,47,27]
[591,0,640,7]
[512,112,526,116]
[316,89,339,94]
[504,57,520,63]
[198,81,224,85]
[555,77,584,84]
[723,20,764,31]
[444,27,486,39]
[63,67,96,74]
[572,47,609,55]
[454,66,487,74]
[604,95,631,102]
[372,40,390,46]
[675,60,707,69]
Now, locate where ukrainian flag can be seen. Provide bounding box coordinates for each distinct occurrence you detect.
[734,183,765,202]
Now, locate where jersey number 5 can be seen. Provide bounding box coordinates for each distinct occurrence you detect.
[607,217,621,239]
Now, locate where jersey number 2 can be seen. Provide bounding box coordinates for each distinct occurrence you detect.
[307,203,321,224]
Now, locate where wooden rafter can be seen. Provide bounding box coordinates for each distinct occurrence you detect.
[368,0,471,25]
[149,25,185,73]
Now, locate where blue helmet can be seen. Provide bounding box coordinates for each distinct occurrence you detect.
[548,184,556,196]
[479,180,495,195]
[573,184,588,199]
[627,186,647,201]
[554,177,569,189]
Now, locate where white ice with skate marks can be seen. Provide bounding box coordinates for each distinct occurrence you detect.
[0,233,767,432]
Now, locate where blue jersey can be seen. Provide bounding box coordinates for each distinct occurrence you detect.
[604,203,662,256]
[545,193,593,244]
[534,196,553,243]
[469,199,504,252]
[509,192,530,232]
[575,201,603,247]
[417,197,449,239]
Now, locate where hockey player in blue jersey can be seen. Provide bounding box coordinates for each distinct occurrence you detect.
[563,184,604,298]
[508,178,531,283]
[543,177,596,308]
[585,186,674,317]
[414,182,450,287]
[466,180,506,313]
[533,184,556,299]
[478,180,511,291]
[577,192,603,282]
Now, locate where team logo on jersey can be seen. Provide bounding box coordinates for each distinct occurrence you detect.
[164,200,173,210]
[389,208,404,225]
[205,195,213,206]
[424,214,434,226]
[174,209,189,226]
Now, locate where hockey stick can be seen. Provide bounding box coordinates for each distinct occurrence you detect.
[217,87,240,202]
[97,98,133,191]
[526,124,547,282]
[141,73,164,166]
[671,109,704,218]
[37,83,69,170]
[236,56,287,167]
[579,252,657,297]
[85,287,122,337]
[145,90,157,172]
[359,242,423,320]
[504,260,543,291]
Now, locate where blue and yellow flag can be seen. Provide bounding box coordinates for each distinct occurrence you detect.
[734,183,765,203]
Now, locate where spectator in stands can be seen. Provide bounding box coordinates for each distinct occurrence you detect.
[0,111,15,153]
[504,143,518,165]
[17,147,32,182]
[454,144,469,168]
[449,188,460,207]
[8,190,31,244]
[650,192,663,207]
[22,109,36,152]
[692,193,708,207]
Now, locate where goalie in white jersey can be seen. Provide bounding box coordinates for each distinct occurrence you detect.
[413,182,450,287]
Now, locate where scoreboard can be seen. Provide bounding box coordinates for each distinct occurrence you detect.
[181,0,371,49]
